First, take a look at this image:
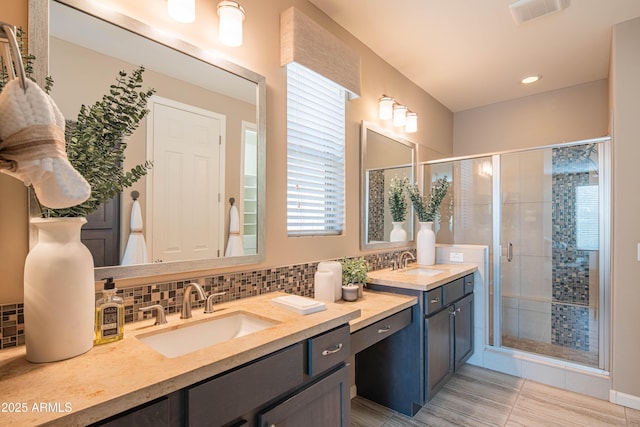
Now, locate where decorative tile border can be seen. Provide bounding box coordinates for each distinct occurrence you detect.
[0,249,411,350]
[0,303,24,350]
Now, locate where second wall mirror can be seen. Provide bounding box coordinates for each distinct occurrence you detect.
[360,121,416,251]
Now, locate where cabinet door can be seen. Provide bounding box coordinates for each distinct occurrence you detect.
[258,365,350,427]
[187,344,304,427]
[425,307,453,400]
[92,396,170,427]
[454,293,474,370]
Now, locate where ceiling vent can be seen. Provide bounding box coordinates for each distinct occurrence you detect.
[509,0,570,25]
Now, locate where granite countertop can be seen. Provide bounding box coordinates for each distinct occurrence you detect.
[0,286,425,426]
[0,292,360,426]
[367,263,478,292]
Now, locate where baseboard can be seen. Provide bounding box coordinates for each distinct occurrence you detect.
[610,389,640,410]
[350,384,357,399]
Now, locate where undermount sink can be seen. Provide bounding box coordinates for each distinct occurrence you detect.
[399,268,445,277]
[138,312,278,358]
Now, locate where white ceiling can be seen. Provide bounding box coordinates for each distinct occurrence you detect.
[308,0,640,112]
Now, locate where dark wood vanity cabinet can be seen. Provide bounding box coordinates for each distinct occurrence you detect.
[426,292,474,397]
[360,273,475,417]
[90,325,350,427]
[188,324,350,427]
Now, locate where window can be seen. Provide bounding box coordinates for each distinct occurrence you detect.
[576,185,599,251]
[286,62,346,236]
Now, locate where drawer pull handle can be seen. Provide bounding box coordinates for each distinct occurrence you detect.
[322,343,343,356]
[430,297,440,304]
[377,325,392,334]
[466,282,473,286]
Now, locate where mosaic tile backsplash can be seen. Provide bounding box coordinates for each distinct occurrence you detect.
[0,250,410,350]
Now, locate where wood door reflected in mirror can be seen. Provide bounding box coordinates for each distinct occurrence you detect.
[360,121,416,251]
[29,0,266,280]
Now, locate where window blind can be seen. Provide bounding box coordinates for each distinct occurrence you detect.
[287,62,345,236]
[280,6,361,98]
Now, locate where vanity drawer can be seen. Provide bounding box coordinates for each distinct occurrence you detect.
[463,274,474,295]
[187,343,304,427]
[443,278,465,305]
[424,287,443,315]
[351,308,412,354]
[308,324,350,377]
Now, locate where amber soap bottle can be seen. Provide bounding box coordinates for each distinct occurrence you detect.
[94,277,124,345]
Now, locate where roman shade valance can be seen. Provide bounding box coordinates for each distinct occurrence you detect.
[280,6,361,98]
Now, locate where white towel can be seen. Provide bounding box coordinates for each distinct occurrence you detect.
[225,204,244,257]
[121,199,148,265]
[0,79,90,208]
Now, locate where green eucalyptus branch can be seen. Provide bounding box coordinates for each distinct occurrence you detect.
[42,66,156,217]
[408,177,450,223]
[388,175,409,222]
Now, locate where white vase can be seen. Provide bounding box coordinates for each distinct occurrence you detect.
[416,221,436,265]
[389,221,407,242]
[24,217,95,363]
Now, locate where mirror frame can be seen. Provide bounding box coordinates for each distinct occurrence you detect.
[360,121,416,251]
[28,0,266,280]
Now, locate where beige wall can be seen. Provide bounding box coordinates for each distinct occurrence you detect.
[453,79,609,156]
[611,16,640,400]
[0,0,453,301]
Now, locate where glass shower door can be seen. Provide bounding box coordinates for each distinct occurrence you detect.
[498,143,602,368]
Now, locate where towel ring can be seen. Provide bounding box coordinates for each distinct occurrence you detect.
[0,22,28,93]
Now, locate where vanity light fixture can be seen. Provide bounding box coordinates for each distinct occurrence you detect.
[404,111,418,133]
[521,74,541,84]
[218,1,245,47]
[378,96,394,120]
[168,0,196,23]
[393,104,407,127]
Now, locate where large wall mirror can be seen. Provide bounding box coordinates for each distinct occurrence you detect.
[29,0,266,280]
[360,121,416,251]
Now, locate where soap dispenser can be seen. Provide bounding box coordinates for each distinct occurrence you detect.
[94,277,124,345]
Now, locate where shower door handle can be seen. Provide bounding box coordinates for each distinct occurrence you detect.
[507,242,513,262]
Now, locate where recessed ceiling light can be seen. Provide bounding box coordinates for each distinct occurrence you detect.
[521,75,542,84]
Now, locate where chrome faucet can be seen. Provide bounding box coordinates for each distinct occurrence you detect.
[399,251,416,269]
[181,282,206,319]
[204,292,227,313]
[139,304,167,325]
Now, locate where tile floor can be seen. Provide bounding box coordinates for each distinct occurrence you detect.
[351,364,640,426]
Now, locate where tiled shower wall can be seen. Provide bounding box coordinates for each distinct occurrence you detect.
[0,249,411,350]
[368,169,385,242]
[551,145,595,351]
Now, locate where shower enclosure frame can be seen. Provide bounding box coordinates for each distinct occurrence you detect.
[420,136,611,373]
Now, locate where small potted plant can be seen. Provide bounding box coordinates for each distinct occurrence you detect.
[408,177,450,265]
[340,257,370,301]
[388,175,409,242]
